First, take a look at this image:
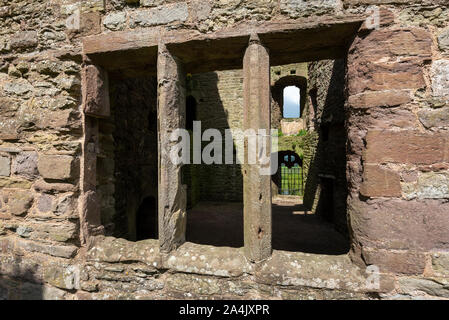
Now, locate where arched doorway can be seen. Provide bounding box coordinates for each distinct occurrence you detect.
[276,150,304,196]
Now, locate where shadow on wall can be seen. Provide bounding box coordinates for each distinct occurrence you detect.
[184,71,244,246]
[104,75,159,241]
[184,71,244,206]
[0,254,43,300]
[302,59,349,240]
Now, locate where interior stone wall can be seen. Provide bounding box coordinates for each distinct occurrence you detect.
[185,64,306,203]
[0,0,448,300]
[186,70,244,203]
[99,76,158,241]
[304,59,348,236]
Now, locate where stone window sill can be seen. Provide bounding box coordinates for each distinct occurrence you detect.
[87,236,381,294]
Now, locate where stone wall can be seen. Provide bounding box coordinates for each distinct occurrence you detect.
[303,59,348,235]
[99,76,158,240]
[0,0,448,300]
[184,64,306,203]
[186,70,244,203]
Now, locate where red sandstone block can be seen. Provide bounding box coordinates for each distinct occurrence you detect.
[360,164,402,198]
[362,247,426,275]
[364,130,449,165]
[350,28,432,60]
[82,64,110,118]
[38,155,77,181]
[347,28,431,95]
[348,90,411,109]
[349,197,449,252]
[347,62,426,95]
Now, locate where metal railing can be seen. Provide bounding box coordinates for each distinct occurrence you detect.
[279,165,304,196]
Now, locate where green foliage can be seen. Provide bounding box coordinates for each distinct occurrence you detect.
[296,129,308,137]
[273,130,284,137]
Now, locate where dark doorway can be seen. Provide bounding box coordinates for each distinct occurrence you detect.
[276,150,304,196]
[136,196,158,240]
[318,177,335,224]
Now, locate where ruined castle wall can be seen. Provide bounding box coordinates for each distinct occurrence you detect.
[0,0,448,300]
[185,63,306,203]
[188,70,244,203]
[102,76,158,240]
[304,59,348,236]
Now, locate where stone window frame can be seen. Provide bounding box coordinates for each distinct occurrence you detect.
[272,75,308,119]
[78,17,382,293]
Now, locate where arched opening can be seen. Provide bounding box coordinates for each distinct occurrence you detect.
[136,196,158,241]
[277,150,304,196]
[271,75,307,128]
[283,86,300,118]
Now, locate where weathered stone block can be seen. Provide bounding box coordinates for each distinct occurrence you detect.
[0,177,33,189]
[364,131,449,165]
[82,65,110,118]
[257,250,369,292]
[0,156,10,176]
[418,107,449,129]
[348,28,431,95]
[348,90,411,109]
[103,11,127,31]
[350,198,449,251]
[33,180,78,194]
[81,0,105,12]
[129,3,188,28]
[38,155,76,181]
[432,252,449,277]
[140,0,164,7]
[55,194,76,217]
[280,0,339,18]
[398,277,449,298]
[431,60,449,97]
[22,283,67,300]
[362,248,426,275]
[360,164,401,198]
[438,27,449,52]
[87,236,161,267]
[3,79,34,96]
[415,171,449,199]
[43,263,79,290]
[16,225,33,238]
[9,31,38,50]
[12,151,38,179]
[79,12,102,37]
[37,194,54,213]
[280,119,304,136]
[165,242,250,277]
[188,0,212,21]
[165,273,221,296]
[15,239,77,259]
[2,189,34,216]
[36,60,62,77]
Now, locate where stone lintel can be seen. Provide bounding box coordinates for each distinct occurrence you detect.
[83,16,364,74]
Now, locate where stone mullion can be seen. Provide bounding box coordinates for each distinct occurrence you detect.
[243,34,272,262]
[157,44,187,253]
